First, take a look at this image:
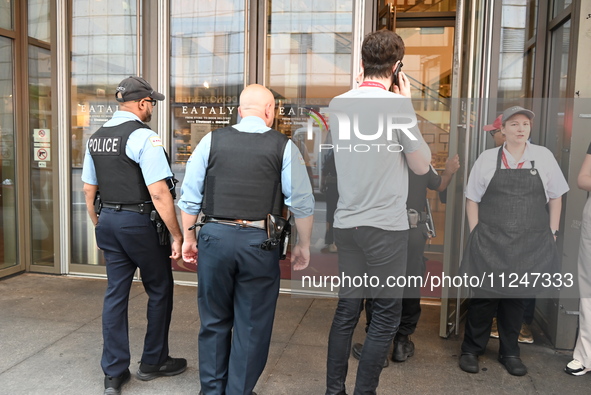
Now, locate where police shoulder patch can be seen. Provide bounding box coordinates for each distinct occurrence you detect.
[149,135,163,147]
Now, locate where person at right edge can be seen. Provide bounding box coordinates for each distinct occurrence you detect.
[325,30,432,395]
[564,141,591,376]
[459,106,569,376]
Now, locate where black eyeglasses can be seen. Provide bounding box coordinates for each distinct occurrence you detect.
[488,129,500,137]
[136,98,157,106]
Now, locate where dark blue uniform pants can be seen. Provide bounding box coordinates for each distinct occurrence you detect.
[95,208,174,377]
[197,223,280,395]
[326,227,407,395]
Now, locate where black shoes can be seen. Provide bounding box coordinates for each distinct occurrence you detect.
[460,353,527,376]
[459,353,479,373]
[104,369,131,395]
[351,342,363,360]
[392,334,415,362]
[499,356,527,376]
[351,342,389,368]
[136,356,188,381]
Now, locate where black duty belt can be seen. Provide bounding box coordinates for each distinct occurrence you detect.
[102,202,154,214]
[204,216,266,230]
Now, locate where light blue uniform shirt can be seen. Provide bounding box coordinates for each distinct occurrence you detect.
[178,116,315,219]
[81,111,173,186]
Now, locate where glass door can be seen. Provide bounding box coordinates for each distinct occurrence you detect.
[28,0,55,268]
[0,35,18,275]
[0,1,21,277]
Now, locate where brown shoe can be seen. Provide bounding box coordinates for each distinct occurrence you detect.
[490,317,499,339]
[518,323,533,344]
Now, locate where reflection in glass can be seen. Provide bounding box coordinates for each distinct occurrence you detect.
[28,0,51,43]
[170,0,245,170]
[0,37,17,270]
[265,0,353,190]
[397,27,453,160]
[29,45,54,266]
[392,0,456,13]
[0,0,13,31]
[497,0,535,102]
[266,0,353,227]
[266,0,353,105]
[553,0,573,17]
[545,20,571,159]
[70,0,138,265]
[169,0,246,273]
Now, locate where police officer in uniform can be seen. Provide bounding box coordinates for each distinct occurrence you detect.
[82,76,187,395]
[179,84,315,395]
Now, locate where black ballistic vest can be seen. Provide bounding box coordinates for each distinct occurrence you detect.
[202,126,288,220]
[88,120,152,204]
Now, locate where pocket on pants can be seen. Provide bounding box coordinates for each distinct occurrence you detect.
[199,232,221,246]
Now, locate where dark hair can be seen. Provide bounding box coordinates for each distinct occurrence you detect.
[361,30,405,79]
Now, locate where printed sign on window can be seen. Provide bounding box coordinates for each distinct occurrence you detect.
[34,147,51,161]
[33,129,51,143]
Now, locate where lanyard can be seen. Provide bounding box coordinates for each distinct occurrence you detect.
[501,150,525,169]
[359,81,387,90]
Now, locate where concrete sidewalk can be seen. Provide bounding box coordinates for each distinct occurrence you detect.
[0,273,589,394]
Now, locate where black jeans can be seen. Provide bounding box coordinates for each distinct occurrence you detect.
[364,226,427,336]
[326,227,407,395]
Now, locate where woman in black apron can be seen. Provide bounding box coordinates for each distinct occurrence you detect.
[458,106,568,376]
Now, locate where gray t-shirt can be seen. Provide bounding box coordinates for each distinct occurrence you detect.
[328,88,424,231]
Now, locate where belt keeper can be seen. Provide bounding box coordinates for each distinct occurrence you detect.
[138,204,145,214]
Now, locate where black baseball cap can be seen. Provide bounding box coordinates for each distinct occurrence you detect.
[115,76,165,103]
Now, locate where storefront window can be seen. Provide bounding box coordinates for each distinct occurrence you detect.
[0,37,17,270]
[266,0,353,189]
[0,0,13,30]
[70,0,138,265]
[29,45,53,266]
[169,0,246,273]
[28,0,51,43]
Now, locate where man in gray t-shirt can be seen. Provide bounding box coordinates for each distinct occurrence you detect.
[329,88,425,231]
[325,30,431,395]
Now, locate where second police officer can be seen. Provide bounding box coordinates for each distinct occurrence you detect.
[179,84,315,395]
